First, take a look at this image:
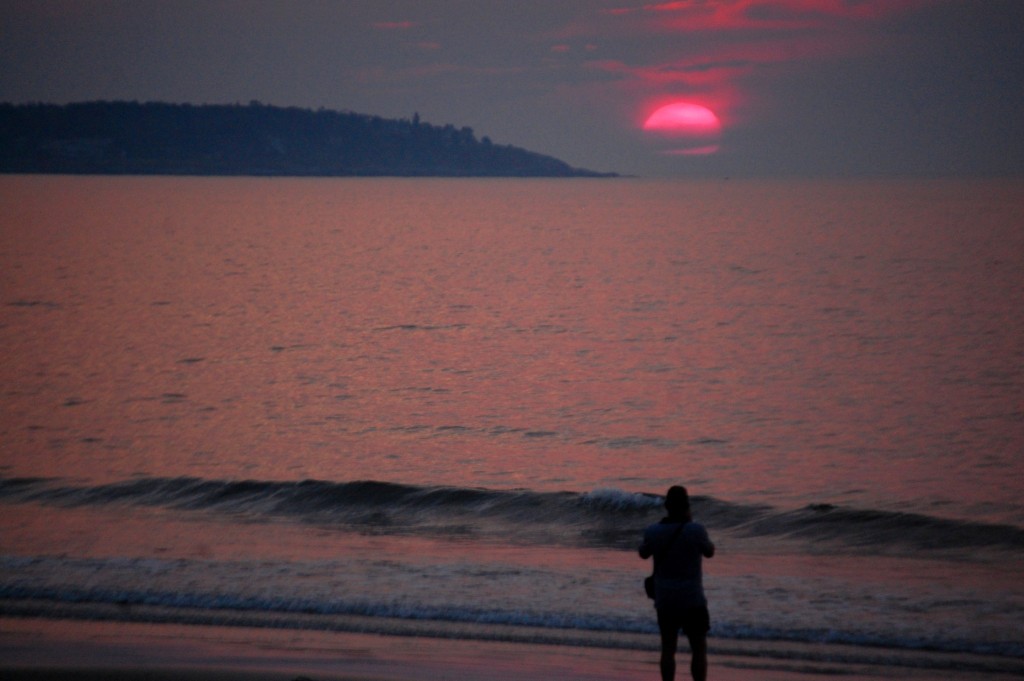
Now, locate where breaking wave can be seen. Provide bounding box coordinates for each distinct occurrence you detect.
[1,475,1022,553]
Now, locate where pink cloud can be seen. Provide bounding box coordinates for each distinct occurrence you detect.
[632,0,929,31]
[586,0,930,128]
[662,144,720,156]
[589,55,749,88]
[591,27,878,85]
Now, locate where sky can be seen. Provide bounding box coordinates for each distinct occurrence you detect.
[1,0,1022,177]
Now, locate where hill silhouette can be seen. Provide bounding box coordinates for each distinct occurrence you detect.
[0,101,616,177]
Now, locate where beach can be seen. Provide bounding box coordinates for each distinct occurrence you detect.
[5,617,1019,681]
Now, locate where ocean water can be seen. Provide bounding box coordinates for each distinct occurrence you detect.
[1,176,1022,677]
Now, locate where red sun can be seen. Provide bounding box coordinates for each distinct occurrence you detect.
[642,102,722,155]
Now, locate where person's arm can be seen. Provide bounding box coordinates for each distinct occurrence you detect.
[700,525,715,558]
[638,527,654,559]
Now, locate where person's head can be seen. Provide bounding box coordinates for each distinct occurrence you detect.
[664,485,690,518]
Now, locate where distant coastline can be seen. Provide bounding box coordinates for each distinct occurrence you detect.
[0,101,617,178]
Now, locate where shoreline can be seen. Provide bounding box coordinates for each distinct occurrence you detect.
[3,617,1018,681]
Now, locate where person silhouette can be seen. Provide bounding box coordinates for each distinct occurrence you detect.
[639,485,715,681]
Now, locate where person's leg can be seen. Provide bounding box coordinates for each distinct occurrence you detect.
[685,632,707,681]
[680,606,710,681]
[657,608,680,681]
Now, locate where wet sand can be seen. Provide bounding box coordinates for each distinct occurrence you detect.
[0,617,991,681]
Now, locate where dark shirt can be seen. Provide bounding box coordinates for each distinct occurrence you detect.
[640,518,715,608]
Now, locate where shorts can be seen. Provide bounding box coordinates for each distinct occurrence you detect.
[657,605,710,637]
